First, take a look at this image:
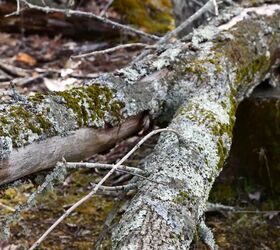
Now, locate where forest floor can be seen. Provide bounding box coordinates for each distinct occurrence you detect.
[0,1,279,249]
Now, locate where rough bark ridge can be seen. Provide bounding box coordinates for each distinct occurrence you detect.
[112,4,280,249]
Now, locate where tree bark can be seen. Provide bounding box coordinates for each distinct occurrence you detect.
[112,4,280,249]
[0,1,280,249]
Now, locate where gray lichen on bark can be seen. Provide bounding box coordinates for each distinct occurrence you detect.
[0,85,125,148]
[0,137,12,160]
[112,5,280,249]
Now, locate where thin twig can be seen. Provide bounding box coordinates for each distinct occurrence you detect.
[112,173,132,185]
[65,162,144,175]
[66,162,164,185]
[212,0,219,15]
[72,43,154,59]
[29,128,180,250]
[0,164,66,240]
[5,0,20,17]
[99,0,115,17]
[159,0,217,43]
[233,210,280,214]
[91,183,137,192]
[207,203,280,215]
[206,202,235,212]
[0,202,15,212]
[94,193,125,249]
[192,0,215,15]
[19,0,159,41]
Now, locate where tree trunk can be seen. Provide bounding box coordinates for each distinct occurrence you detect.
[112,4,280,249]
[0,1,280,249]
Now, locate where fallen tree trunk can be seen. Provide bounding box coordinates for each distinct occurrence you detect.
[112,4,280,249]
[0,36,188,184]
[0,1,280,248]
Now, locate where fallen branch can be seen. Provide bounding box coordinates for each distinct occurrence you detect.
[72,43,154,59]
[17,0,159,41]
[160,0,217,43]
[29,128,180,250]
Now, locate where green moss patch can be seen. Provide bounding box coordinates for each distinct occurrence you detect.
[113,0,174,34]
[0,85,125,147]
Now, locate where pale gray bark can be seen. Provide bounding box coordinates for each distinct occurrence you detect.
[0,35,194,185]
[112,4,280,249]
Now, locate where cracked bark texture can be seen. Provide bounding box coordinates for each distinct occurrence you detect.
[0,39,189,185]
[112,4,280,249]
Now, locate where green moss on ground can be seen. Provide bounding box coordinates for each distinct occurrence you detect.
[1,170,114,249]
[113,0,174,34]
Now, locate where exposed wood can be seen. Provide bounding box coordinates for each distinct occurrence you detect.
[0,114,143,185]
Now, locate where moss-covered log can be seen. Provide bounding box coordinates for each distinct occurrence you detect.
[0,29,195,185]
[112,4,280,249]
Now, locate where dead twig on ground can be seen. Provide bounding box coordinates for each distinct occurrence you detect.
[14,0,159,41]
[0,202,15,212]
[29,128,180,250]
[72,43,154,59]
[159,0,219,43]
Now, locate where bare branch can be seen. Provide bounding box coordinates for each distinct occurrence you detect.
[192,0,216,15]
[99,0,115,17]
[18,0,159,41]
[66,162,163,184]
[72,43,154,59]
[5,0,21,17]
[29,128,180,250]
[159,0,217,43]
[91,183,137,192]
[65,162,144,175]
